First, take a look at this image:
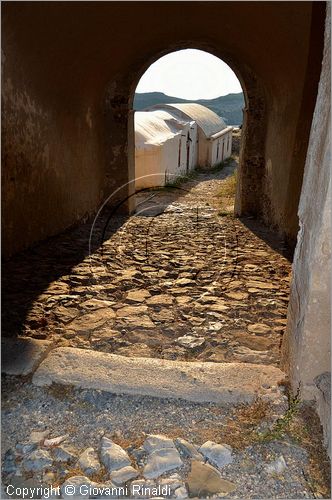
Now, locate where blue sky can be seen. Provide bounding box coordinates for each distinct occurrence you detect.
[136,49,242,100]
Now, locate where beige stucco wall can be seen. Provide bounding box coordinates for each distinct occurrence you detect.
[197,130,210,168]
[135,146,164,190]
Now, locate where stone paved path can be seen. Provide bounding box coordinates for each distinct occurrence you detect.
[3,163,291,366]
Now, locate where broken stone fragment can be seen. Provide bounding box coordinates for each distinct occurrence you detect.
[158,473,183,492]
[247,323,271,335]
[22,449,53,473]
[2,448,18,475]
[120,315,155,329]
[225,291,249,300]
[176,335,205,349]
[116,305,148,317]
[61,476,92,499]
[265,454,287,475]
[100,437,131,472]
[29,429,50,444]
[44,434,69,447]
[53,445,77,464]
[143,447,183,479]
[208,303,230,312]
[81,298,116,310]
[43,471,57,485]
[126,290,151,303]
[233,346,273,364]
[110,465,139,485]
[143,434,176,453]
[15,442,37,455]
[174,485,188,498]
[130,479,156,497]
[176,278,193,287]
[198,441,233,468]
[186,460,236,497]
[175,438,203,461]
[246,281,275,289]
[1,338,53,376]
[239,335,274,351]
[78,447,101,476]
[147,294,173,306]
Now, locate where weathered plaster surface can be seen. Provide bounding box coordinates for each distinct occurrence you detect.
[282,3,331,452]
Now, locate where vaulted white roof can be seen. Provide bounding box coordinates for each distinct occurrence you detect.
[148,103,226,138]
[135,110,188,149]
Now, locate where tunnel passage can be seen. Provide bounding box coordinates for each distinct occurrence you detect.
[2,1,325,258]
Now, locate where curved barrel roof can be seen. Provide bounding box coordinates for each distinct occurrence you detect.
[148,103,227,138]
[135,110,188,149]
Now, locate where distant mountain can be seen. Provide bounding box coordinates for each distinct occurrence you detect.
[133,91,245,125]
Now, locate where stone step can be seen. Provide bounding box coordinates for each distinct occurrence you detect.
[32,347,285,404]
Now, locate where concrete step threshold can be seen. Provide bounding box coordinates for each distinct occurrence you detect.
[2,338,285,404]
[32,346,285,404]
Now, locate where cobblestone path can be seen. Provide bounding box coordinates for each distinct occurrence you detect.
[3,164,292,366]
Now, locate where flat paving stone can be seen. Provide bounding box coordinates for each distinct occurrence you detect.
[32,347,285,404]
[1,338,53,376]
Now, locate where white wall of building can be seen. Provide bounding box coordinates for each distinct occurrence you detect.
[135,120,198,190]
[210,127,233,166]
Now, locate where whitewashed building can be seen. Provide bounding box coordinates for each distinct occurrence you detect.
[151,103,233,168]
[135,110,197,190]
[135,103,232,190]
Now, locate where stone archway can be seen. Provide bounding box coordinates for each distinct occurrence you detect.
[104,43,268,223]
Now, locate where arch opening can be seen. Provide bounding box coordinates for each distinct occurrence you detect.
[132,49,243,194]
[122,44,268,222]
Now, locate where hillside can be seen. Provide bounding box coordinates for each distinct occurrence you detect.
[133,91,245,125]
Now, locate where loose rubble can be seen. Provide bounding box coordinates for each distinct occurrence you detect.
[100,437,131,472]
[78,447,101,476]
[2,427,315,499]
[2,376,328,499]
[199,440,233,468]
[187,460,236,497]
